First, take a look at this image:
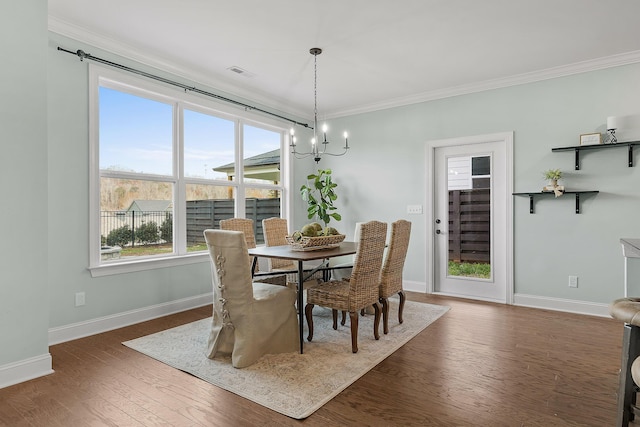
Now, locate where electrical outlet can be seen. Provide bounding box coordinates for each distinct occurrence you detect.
[568,276,578,288]
[75,292,86,307]
[407,205,423,214]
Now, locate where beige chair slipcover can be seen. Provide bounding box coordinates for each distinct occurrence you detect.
[204,229,298,368]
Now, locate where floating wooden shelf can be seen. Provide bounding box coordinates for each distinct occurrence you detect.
[512,191,599,214]
[551,141,640,170]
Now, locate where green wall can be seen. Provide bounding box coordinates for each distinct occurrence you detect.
[2,3,639,385]
[0,1,49,368]
[300,64,640,305]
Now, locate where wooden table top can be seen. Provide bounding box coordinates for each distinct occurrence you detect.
[248,241,357,261]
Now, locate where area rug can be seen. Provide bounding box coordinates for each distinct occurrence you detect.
[123,300,449,419]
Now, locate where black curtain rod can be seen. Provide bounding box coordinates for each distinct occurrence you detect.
[57,46,311,129]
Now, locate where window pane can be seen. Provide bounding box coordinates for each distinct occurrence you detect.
[99,87,173,175]
[245,188,281,244]
[186,183,234,252]
[242,125,281,184]
[100,177,174,260]
[471,156,490,176]
[184,109,235,180]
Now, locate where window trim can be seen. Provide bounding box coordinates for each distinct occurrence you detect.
[88,64,291,277]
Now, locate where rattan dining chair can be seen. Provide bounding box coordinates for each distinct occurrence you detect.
[262,217,323,285]
[203,229,298,368]
[379,219,411,334]
[304,220,387,353]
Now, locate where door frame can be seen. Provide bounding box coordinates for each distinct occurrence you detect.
[425,132,514,304]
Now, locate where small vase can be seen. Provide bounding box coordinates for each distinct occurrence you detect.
[549,179,558,187]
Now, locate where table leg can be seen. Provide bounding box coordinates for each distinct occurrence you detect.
[298,260,305,354]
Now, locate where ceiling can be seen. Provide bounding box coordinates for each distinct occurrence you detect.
[49,0,640,121]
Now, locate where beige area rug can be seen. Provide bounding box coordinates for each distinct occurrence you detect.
[123,300,449,419]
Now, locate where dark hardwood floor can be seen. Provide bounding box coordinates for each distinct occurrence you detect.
[0,293,624,426]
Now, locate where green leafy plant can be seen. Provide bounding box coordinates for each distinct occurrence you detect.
[300,169,341,227]
[160,214,173,243]
[543,169,562,181]
[106,225,132,247]
[135,221,159,245]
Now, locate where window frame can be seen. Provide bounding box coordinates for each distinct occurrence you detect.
[88,65,291,277]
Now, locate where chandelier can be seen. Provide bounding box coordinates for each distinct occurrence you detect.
[290,48,349,163]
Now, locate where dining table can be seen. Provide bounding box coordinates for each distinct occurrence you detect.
[248,241,357,353]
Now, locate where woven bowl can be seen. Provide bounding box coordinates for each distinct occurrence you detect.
[285,234,346,250]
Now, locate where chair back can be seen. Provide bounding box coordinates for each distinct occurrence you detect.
[204,229,253,304]
[380,220,411,298]
[262,217,294,270]
[349,220,387,309]
[203,229,254,355]
[220,218,259,271]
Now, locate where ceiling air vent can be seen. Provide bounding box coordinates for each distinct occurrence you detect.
[227,66,255,78]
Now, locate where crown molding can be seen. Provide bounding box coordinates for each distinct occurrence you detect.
[328,50,640,118]
[49,16,640,120]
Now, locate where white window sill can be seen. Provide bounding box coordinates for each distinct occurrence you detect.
[89,252,209,277]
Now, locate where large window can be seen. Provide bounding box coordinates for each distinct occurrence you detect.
[90,66,288,275]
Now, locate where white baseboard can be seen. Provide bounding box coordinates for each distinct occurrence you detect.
[513,293,610,317]
[403,280,611,318]
[404,280,427,293]
[0,353,54,389]
[48,292,213,345]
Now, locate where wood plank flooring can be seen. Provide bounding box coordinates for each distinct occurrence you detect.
[0,294,624,426]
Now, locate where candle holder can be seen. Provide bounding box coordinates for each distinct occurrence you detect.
[607,116,618,144]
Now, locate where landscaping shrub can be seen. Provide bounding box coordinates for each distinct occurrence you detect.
[135,221,159,245]
[106,225,132,247]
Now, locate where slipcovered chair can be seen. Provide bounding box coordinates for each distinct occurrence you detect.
[379,219,411,334]
[262,217,323,285]
[203,229,298,368]
[304,220,387,353]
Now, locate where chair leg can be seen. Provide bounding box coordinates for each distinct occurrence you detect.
[305,304,314,342]
[380,297,389,334]
[373,302,381,341]
[398,291,405,324]
[332,309,338,330]
[349,311,359,353]
[341,310,346,326]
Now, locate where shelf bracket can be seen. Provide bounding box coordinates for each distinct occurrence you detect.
[574,148,580,170]
[575,193,581,214]
[529,195,534,214]
[629,144,634,167]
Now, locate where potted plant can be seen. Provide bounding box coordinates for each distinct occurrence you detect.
[300,169,342,227]
[543,168,562,187]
